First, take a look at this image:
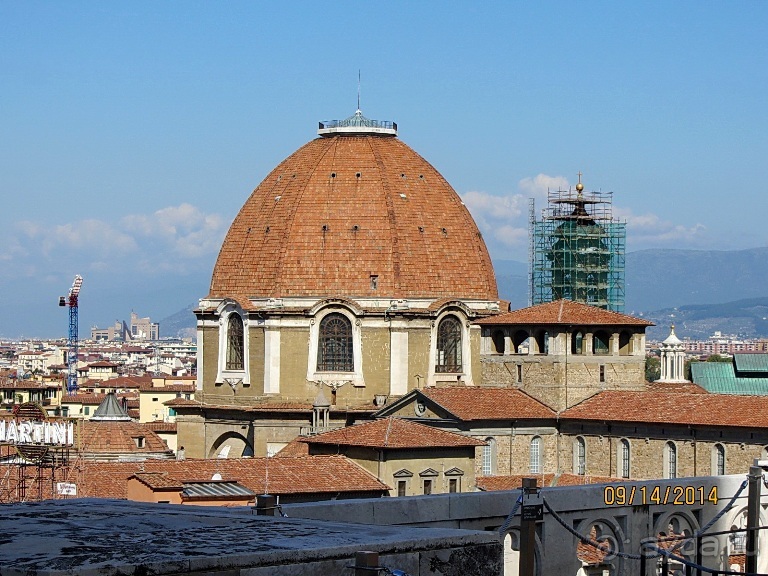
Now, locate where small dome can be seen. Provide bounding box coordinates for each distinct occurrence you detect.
[209,115,497,304]
[662,325,683,346]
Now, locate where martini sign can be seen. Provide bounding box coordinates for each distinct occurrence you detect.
[0,402,74,461]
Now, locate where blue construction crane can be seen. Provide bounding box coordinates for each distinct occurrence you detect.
[58,275,83,395]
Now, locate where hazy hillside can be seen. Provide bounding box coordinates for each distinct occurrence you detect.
[642,297,768,340]
[492,259,529,310]
[159,304,197,340]
[625,247,768,313]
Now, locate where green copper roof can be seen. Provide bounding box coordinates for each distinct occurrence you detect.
[734,354,768,374]
[691,361,768,395]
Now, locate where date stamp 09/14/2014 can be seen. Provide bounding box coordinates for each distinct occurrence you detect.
[604,484,719,507]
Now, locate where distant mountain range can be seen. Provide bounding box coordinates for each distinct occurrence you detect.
[161,247,768,340]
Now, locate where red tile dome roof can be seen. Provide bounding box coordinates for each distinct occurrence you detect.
[209,126,497,304]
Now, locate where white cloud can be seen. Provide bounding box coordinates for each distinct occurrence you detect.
[614,207,708,248]
[518,174,570,199]
[493,225,528,246]
[5,204,228,276]
[462,190,527,221]
[461,174,571,257]
[122,203,227,258]
[462,174,710,257]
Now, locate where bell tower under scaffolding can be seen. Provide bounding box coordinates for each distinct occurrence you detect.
[530,174,626,312]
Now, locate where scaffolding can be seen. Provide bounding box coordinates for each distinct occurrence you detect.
[0,443,75,503]
[0,403,79,503]
[530,183,626,312]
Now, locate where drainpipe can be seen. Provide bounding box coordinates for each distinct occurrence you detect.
[691,427,697,476]
[555,414,561,476]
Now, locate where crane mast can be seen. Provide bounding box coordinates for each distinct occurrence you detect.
[58,275,83,395]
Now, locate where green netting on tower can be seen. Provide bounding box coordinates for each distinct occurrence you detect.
[531,188,625,312]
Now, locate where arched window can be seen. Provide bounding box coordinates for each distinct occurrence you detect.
[530,436,542,474]
[534,330,549,354]
[619,331,633,356]
[620,439,630,479]
[492,330,505,354]
[512,330,529,354]
[482,437,496,475]
[572,331,584,355]
[574,437,586,475]
[436,316,462,373]
[713,444,726,475]
[226,313,244,370]
[593,330,610,355]
[317,313,353,372]
[665,441,677,479]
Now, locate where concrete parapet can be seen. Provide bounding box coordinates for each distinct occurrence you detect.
[0,499,501,576]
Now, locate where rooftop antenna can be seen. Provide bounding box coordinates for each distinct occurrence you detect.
[357,69,361,113]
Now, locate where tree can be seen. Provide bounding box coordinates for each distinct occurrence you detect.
[705,354,732,363]
[685,358,699,380]
[645,355,660,382]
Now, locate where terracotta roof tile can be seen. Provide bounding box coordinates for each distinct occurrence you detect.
[208,134,497,303]
[75,456,388,498]
[131,472,182,489]
[62,393,108,405]
[303,417,485,449]
[475,299,654,327]
[143,422,178,433]
[147,384,195,393]
[562,391,768,428]
[163,398,202,407]
[647,381,708,394]
[77,420,173,456]
[422,386,556,420]
[273,438,310,457]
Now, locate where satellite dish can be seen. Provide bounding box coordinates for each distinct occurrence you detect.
[211,473,222,481]
[217,445,231,459]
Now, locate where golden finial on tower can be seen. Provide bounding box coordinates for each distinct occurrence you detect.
[576,171,584,193]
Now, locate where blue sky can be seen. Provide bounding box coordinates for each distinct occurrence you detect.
[1,2,767,338]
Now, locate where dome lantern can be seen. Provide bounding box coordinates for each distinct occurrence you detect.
[318,109,397,137]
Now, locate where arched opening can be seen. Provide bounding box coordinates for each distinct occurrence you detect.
[436,315,462,373]
[619,439,630,479]
[574,437,586,475]
[664,441,677,479]
[512,330,530,354]
[572,330,584,355]
[209,431,254,459]
[577,522,618,575]
[712,443,726,475]
[530,436,542,474]
[534,330,549,355]
[503,531,521,576]
[619,331,633,356]
[482,437,497,475]
[593,330,610,355]
[317,313,353,372]
[492,329,505,354]
[226,313,244,370]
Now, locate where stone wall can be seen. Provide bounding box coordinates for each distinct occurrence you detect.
[481,354,646,411]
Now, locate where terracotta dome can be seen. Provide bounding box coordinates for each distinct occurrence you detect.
[209,113,497,304]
